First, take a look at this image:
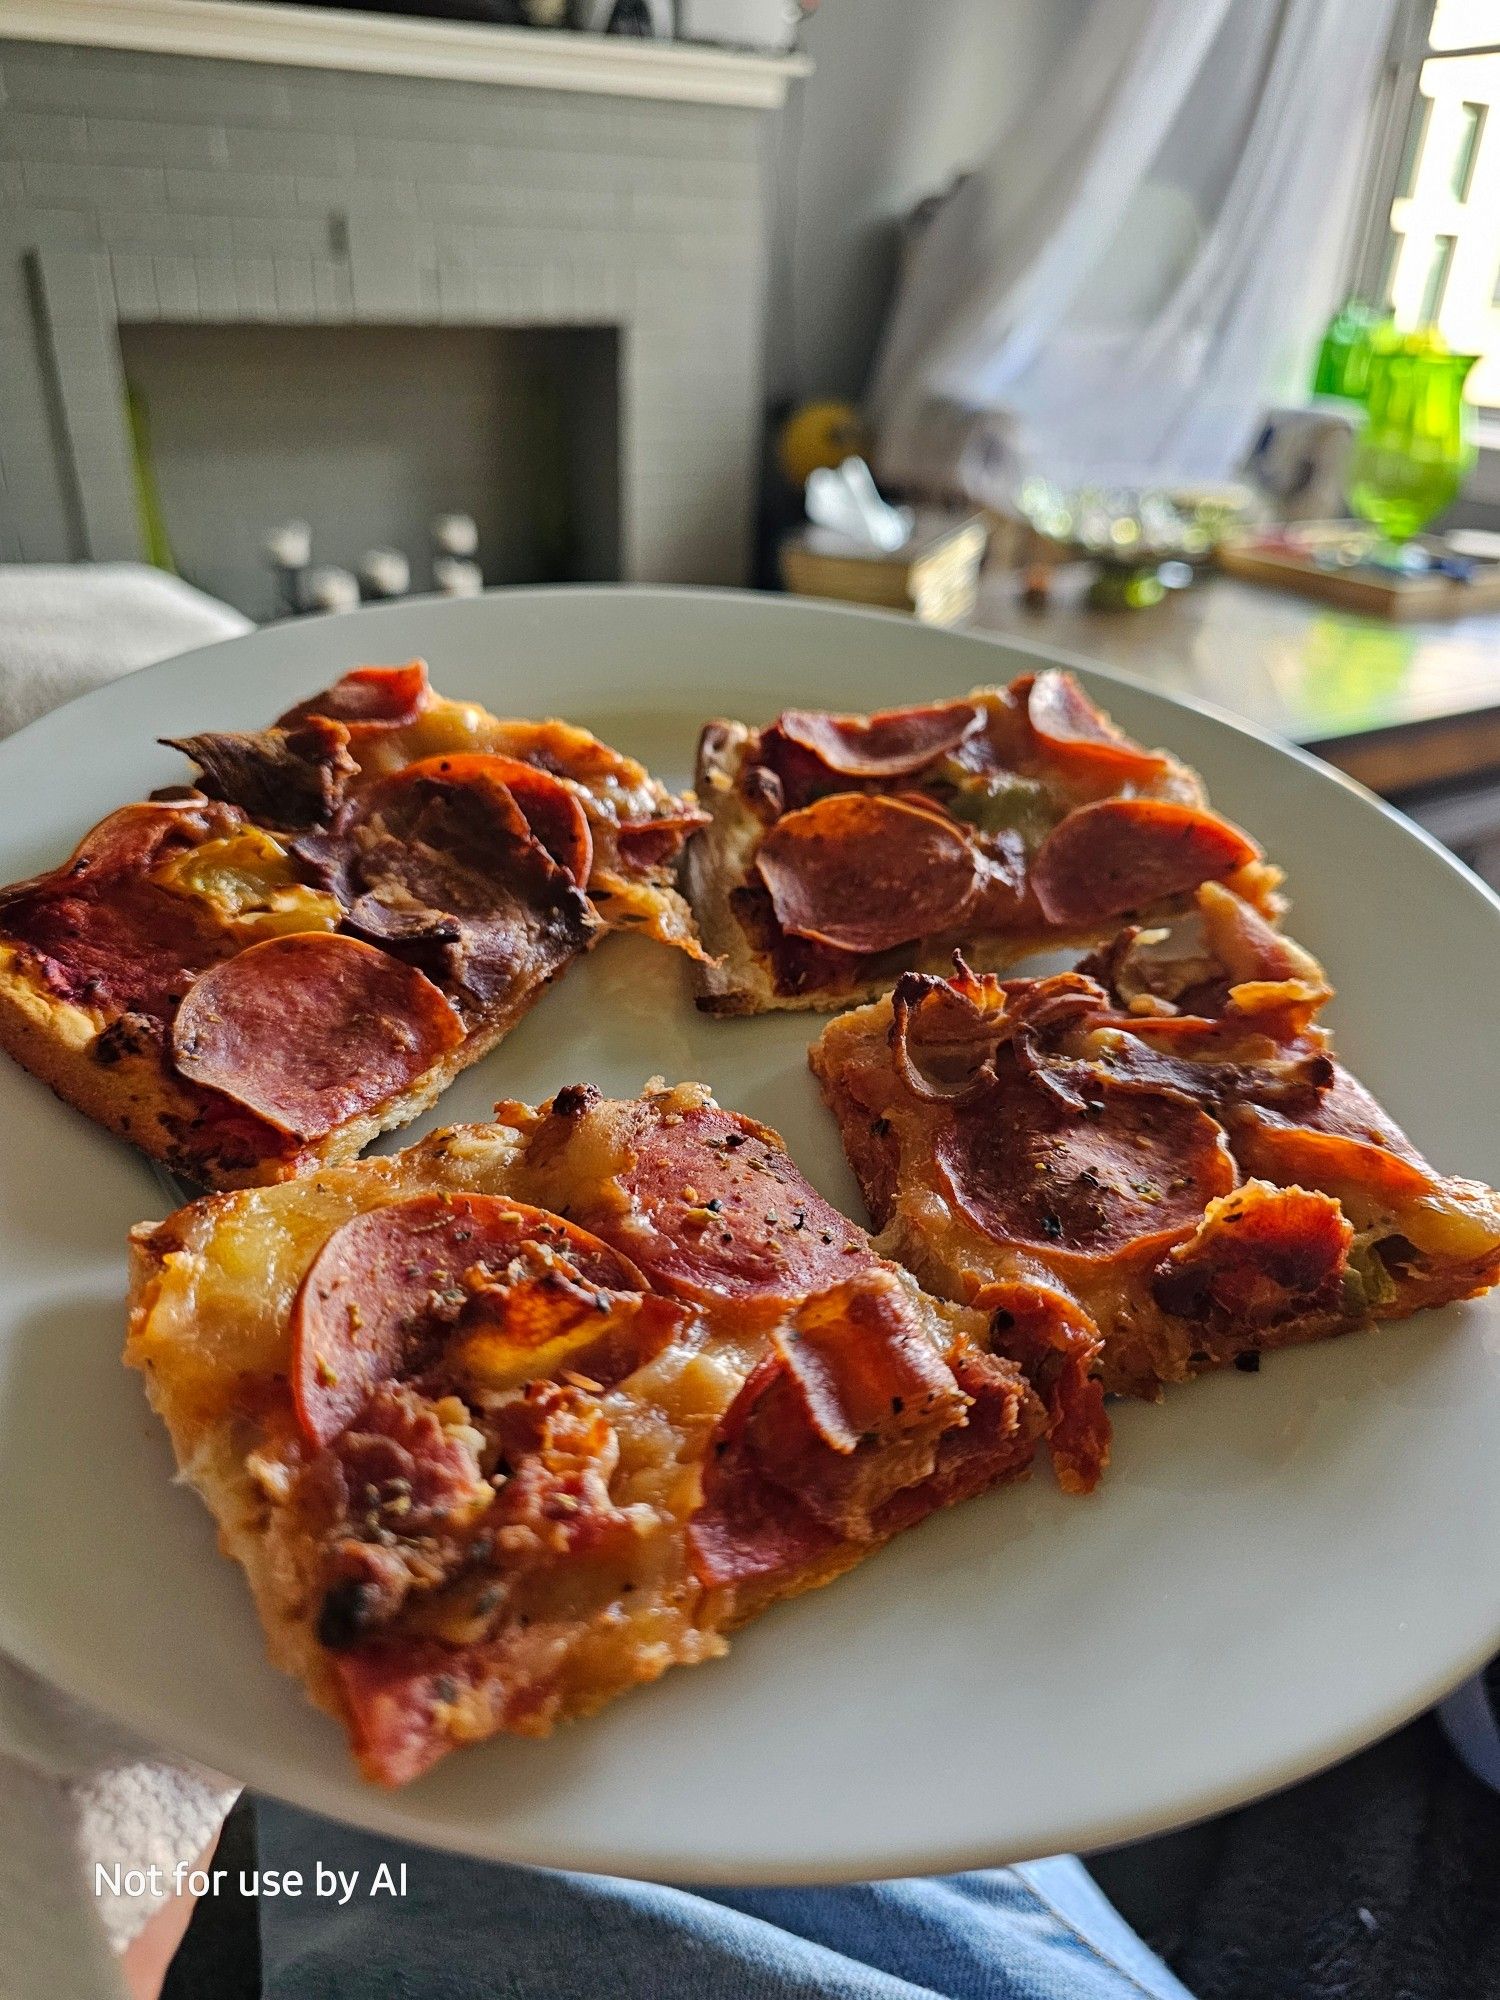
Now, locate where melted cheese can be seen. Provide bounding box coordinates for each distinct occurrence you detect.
[153,828,340,939]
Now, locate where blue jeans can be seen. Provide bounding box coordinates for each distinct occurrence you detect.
[258,1800,1194,2000]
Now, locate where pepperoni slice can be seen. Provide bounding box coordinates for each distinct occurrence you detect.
[607,1099,875,1304]
[755,793,983,955]
[1152,1184,1352,1328]
[934,1054,1237,1266]
[1026,670,1169,780]
[615,807,711,875]
[687,1274,969,1584]
[290,1192,650,1446]
[776,700,982,778]
[1231,1067,1437,1208]
[0,800,245,1018]
[307,757,597,1013]
[171,932,463,1143]
[872,1346,1045,1534]
[396,753,593,888]
[1031,798,1260,927]
[278,662,431,731]
[767,1274,961,1456]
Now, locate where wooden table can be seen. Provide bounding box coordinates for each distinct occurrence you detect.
[968,565,1500,884]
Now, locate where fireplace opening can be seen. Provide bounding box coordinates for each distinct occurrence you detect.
[116,321,622,618]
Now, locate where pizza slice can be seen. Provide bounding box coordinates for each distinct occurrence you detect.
[0,663,705,1188]
[126,1083,1104,1785]
[810,882,1500,1404]
[685,669,1279,1014]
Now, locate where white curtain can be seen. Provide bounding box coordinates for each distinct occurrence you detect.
[869,0,1400,500]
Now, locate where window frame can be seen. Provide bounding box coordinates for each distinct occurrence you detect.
[1347,0,1500,498]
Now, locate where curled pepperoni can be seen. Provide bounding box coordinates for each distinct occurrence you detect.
[290,1193,648,1447]
[1031,798,1260,927]
[397,753,593,888]
[768,1273,965,1456]
[605,1099,875,1304]
[615,807,711,875]
[1026,670,1169,780]
[1152,1183,1352,1328]
[278,662,431,731]
[775,700,982,778]
[687,1273,969,1584]
[755,793,983,955]
[976,1280,1109,1495]
[934,1053,1237,1266]
[171,932,463,1142]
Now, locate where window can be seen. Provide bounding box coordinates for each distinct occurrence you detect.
[1353,0,1500,410]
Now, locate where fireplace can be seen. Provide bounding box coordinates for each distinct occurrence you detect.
[118,320,621,616]
[0,10,808,585]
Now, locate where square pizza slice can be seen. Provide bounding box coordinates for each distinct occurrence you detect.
[0,662,706,1188]
[685,669,1279,1015]
[126,1083,1104,1785]
[811,882,1500,1406]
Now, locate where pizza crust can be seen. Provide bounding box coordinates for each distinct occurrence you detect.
[125,1094,1050,1780]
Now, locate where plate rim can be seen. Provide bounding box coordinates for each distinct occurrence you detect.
[0,584,1496,1880]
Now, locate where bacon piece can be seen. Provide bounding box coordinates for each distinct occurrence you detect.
[934,1052,1237,1266]
[278,661,431,732]
[977,1280,1109,1495]
[290,1192,646,1446]
[1031,799,1260,927]
[313,1381,494,1641]
[1152,1183,1353,1327]
[755,792,983,955]
[1231,1066,1437,1208]
[330,1386,630,1781]
[397,753,593,888]
[1025,670,1169,780]
[0,799,245,1018]
[774,699,983,779]
[607,1098,876,1304]
[171,932,463,1145]
[162,716,357,830]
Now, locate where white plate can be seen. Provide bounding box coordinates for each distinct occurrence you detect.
[0,587,1496,1882]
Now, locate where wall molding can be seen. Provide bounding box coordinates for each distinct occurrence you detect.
[1,0,812,107]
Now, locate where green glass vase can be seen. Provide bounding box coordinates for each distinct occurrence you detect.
[1311,299,1390,405]
[1346,334,1477,545]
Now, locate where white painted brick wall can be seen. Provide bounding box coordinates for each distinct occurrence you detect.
[0,40,773,586]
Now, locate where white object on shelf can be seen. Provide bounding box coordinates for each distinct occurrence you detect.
[300,565,360,614]
[359,548,411,600]
[433,556,484,598]
[432,514,480,558]
[1,0,811,107]
[263,520,311,570]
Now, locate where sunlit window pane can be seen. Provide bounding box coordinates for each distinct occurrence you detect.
[1431,0,1500,53]
[1451,99,1486,193]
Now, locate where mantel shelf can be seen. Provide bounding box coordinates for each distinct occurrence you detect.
[1,0,812,107]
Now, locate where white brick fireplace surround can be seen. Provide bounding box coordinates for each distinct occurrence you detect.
[0,0,809,605]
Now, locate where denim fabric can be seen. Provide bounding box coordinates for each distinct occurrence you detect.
[258,1800,1195,2000]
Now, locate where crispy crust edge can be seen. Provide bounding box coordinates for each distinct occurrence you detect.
[0,940,590,1192]
[807,994,1500,1399]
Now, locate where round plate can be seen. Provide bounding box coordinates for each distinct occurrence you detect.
[0,588,1496,1881]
